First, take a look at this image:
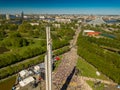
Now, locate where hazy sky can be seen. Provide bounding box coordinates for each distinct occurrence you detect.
[0,0,120,14]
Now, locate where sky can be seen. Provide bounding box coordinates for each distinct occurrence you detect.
[0,0,120,15]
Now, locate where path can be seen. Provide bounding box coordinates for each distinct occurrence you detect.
[81,76,117,85]
[53,27,92,90]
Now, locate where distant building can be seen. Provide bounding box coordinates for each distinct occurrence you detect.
[6,14,16,20]
[30,22,39,26]
[53,24,60,28]
[55,18,71,23]
[83,30,94,35]
[39,16,45,19]
[87,32,101,36]
[77,20,82,23]
[21,11,24,20]
[6,14,9,20]
[23,15,28,19]
[83,30,101,36]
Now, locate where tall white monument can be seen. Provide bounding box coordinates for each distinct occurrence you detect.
[45,27,52,90]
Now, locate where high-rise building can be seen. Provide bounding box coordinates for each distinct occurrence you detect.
[21,11,24,20]
[20,11,24,23]
[6,14,10,20]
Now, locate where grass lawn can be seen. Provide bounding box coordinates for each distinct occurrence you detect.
[76,58,109,80]
[0,75,16,90]
[86,80,105,90]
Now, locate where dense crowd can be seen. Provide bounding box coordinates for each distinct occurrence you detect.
[52,28,80,89]
[53,48,78,88]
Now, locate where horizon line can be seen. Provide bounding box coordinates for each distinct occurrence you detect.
[0,7,120,15]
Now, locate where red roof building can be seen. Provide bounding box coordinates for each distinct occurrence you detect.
[87,32,101,36]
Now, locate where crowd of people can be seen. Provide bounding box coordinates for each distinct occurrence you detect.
[53,47,78,89]
[52,28,81,89]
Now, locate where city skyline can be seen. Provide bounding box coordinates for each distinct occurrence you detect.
[0,0,120,15]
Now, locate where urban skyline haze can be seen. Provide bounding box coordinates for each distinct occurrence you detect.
[0,0,120,15]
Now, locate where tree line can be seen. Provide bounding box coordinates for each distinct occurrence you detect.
[0,46,70,80]
[77,34,120,84]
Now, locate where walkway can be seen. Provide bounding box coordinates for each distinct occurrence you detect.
[81,76,117,85]
[52,27,92,90]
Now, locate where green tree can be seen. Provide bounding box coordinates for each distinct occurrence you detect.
[18,22,33,33]
[0,30,6,40]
